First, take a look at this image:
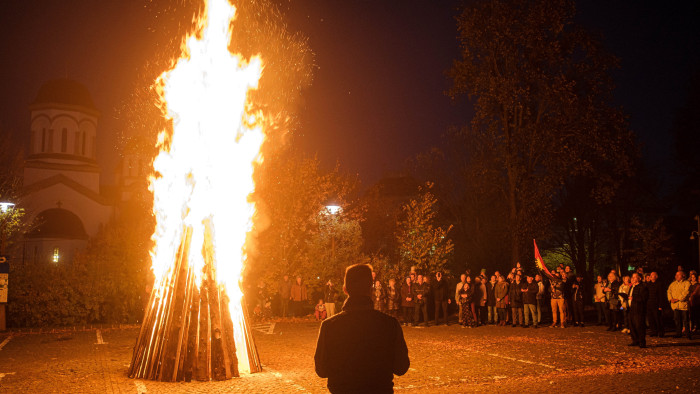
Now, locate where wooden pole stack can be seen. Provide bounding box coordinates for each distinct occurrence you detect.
[128,225,262,381]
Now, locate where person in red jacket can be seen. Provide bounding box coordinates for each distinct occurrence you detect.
[314,263,410,393]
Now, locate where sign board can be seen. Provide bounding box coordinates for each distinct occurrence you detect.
[0,273,7,303]
[0,255,8,303]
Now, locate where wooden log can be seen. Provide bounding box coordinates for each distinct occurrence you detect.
[220,292,239,378]
[172,261,195,380]
[129,223,262,382]
[160,227,192,381]
[183,285,200,382]
[195,278,210,381]
[241,300,263,373]
[207,271,226,381]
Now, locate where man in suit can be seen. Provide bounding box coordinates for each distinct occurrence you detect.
[628,272,649,348]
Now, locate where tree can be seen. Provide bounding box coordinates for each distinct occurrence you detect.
[360,175,419,264]
[448,0,634,265]
[409,134,510,273]
[248,148,362,288]
[8,199,153,327]
[0,131,26,254]
[628,216,672,273]
[671,71,700,217]
[306,213,364,284]
[395,183,454,275]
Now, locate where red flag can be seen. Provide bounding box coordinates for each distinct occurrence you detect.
[534,239,556,280]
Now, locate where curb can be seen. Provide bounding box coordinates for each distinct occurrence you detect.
[1,323,140,335]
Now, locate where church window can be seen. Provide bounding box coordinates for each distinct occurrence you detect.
[61,128,68,152]
[47,129,54,152]
[41,128,46,152]
[74,132,80,154]
[82,132,87,155]
[52,247,60,263]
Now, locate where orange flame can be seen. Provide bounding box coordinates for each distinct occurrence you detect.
[149,0,263,374]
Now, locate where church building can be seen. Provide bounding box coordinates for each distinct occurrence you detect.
[20,79,114,264]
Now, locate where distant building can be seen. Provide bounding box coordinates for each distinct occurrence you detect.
[20,79,114,264]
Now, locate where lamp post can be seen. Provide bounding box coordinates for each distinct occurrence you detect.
[323,205,341,276]
[0,201,15,331]
[691,215,700,272]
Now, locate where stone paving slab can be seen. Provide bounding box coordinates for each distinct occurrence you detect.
[0,322,699,393]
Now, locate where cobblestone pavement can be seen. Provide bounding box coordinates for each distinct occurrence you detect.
[0,321,699,393]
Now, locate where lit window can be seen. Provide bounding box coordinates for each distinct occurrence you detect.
[53,247,60,263]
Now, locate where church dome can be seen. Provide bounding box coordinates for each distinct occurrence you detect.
[26,208,88,240]
[32,78,97,111]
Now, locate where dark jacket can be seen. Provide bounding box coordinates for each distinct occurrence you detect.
[314,296,410,393]
[607,280,621,309]
[509,281,524,307]
[413,282,428,305]
[550,279,565,300]
[486,281,497,306]
[562,278,573,300]
[628,283,649,315]
[290,282,307,302]
[645,281,664,310]
[523,282,538,305]
[472,282,483,305]
[572,281,584,302]
[458,288,472,304]
[279,279,291,298]
[373,286,386,311]
[324,285,337,304]
[432,278,449,302]
[386,285,400,311]
[400,283,414,307]
[495,282,509,308]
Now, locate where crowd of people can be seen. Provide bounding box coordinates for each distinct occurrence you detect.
[271,263,700,348]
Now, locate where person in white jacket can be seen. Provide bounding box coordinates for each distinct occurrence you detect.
[667,270,692,339]
[455,273,466,322]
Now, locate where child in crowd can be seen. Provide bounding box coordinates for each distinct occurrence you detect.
[315,299,327,321]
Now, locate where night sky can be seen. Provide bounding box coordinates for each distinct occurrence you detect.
[0,0,698,187]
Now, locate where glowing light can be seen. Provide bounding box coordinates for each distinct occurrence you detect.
[0,202,14,213]
[149,0,263,374]
[324,205,341,215]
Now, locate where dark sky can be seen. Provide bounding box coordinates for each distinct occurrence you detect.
[1,0,698,187]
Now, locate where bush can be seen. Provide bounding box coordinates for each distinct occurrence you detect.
[8,202,153,328]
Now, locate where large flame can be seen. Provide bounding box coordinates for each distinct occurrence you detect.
[149,0,262,374]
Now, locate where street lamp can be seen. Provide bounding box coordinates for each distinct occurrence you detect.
[325,205,341,215]
[0,202,14,214]
[691,215,700,272]
[323,204,341,278]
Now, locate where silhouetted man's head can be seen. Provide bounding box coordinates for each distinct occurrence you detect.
[343,263,374,297]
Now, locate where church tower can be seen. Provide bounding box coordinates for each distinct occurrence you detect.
[21,79,113,264]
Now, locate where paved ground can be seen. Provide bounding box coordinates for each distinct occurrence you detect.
[0,320,699,393]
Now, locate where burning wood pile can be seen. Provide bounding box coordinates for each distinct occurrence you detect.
[128,0,265,382]
[128,228,262,381]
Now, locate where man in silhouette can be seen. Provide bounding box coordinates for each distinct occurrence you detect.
[628,272,649,348]
[314,263,410,393]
